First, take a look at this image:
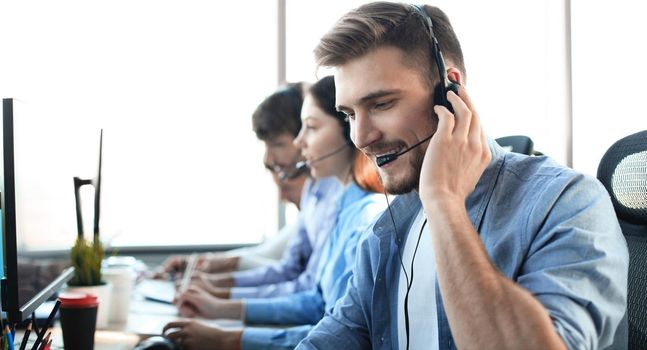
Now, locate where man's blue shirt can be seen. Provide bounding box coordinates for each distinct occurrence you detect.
[298,141,628,349]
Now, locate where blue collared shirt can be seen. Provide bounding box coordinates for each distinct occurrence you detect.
[298,141,628,349]
[232,177,342,298]
[241,181,387,350]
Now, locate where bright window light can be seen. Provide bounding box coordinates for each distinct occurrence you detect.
[0,1,279,250]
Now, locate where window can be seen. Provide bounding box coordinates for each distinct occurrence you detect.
[0,1,279,249]
[571,0,647,176]
[3,0,644,250]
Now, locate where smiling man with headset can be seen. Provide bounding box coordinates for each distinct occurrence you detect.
[297,2,628,349]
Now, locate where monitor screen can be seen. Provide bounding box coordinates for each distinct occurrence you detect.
[1,98,74,323]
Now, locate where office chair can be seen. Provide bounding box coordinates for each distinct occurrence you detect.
[597,130,647,350]
[495,135,542,156]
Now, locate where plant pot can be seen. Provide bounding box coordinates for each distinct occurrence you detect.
[65,281,112,329]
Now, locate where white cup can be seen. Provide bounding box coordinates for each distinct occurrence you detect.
[65,282,112,329]
[102,266,135,322]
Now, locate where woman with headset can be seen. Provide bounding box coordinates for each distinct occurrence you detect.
[163,75,386,349]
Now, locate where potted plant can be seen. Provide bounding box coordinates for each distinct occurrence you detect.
[66,130,112,328]
[69,233,104,287]
[66,233,112,329]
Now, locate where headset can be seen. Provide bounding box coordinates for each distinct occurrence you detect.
[282,142,350,181]
[382,5,460,350]
[375,4,460,167]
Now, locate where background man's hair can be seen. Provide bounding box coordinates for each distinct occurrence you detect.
[252,82,308,141]
[314,2,465,87]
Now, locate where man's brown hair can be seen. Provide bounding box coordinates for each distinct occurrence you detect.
[252,82,308,142]
[315,2,465,87]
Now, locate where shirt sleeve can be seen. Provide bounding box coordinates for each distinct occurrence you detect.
[232,222,298,269]
[230,275,312,299]
[517,175,628,350]
[296,235,374,349]
[232,217,311,288]
[242,325,314,350]
[244,288,325,325]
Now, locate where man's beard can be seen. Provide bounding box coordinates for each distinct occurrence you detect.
[380,144,425,194]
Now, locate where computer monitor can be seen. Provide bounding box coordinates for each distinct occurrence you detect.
[1,98,74,323]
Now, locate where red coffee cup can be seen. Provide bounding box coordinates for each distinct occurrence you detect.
[58,293,99,350]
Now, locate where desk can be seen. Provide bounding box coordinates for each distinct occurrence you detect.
[17,284,241,349]
[14,327,139,350]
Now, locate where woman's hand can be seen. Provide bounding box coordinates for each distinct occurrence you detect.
[174,285,242,320]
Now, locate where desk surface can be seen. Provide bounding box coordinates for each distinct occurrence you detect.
[15,328,140,350]
[17,281,242,349]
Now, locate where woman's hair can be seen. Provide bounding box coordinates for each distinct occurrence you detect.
[309,76,384,193]
[252,82,308,142]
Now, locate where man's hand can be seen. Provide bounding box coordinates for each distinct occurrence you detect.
[188,271,235,288]
[163,253,239,273]
[161,254,189,274]
[197,254,240,273]
[190,272,231,298]
[174,285,242,320]
[419,87,491,206]
[163,320,242,350]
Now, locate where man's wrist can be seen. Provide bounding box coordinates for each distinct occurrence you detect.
[225,328,244,350]
[214,274,236,288]
[222,300,244,320]
[422,191,465,213]
[227,256,241,270]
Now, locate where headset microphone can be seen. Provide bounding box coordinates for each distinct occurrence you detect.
[277,163,309,182]
[281,143,350,180]
[375,133,434,167]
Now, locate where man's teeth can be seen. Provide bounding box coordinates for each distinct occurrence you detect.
[378,149,400,157]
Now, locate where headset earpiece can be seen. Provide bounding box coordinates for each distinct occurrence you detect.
[433,80,459,114]
[447,81,460,94]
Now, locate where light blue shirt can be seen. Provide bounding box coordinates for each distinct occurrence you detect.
[232,177,342,298]
[298,140,628,350]
[241,181,387,350]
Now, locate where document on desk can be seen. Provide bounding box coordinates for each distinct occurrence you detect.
[127,313,243,336]
[129,280,242,336]
[137,279,176,304]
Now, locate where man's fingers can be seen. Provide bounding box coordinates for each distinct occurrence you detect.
[178,303,198,318]
[434,105,455,139]
[446,89,471,139]
[163,321,187,334]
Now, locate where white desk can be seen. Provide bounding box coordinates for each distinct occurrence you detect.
[23,281,241,349]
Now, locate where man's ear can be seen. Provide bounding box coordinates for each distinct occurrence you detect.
[447,67,463,85]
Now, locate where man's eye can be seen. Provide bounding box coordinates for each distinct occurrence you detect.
[374,100,394,110]
[344,113,355,121]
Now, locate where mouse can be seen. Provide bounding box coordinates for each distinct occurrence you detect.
[133,335,178,350]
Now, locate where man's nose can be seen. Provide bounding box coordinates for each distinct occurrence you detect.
[352,112,382,150]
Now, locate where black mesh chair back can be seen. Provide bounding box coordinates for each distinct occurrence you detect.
[495,135,535,155]
[597,130,647,350]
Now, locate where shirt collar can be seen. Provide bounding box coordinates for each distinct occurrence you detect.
[336,181,370,212]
